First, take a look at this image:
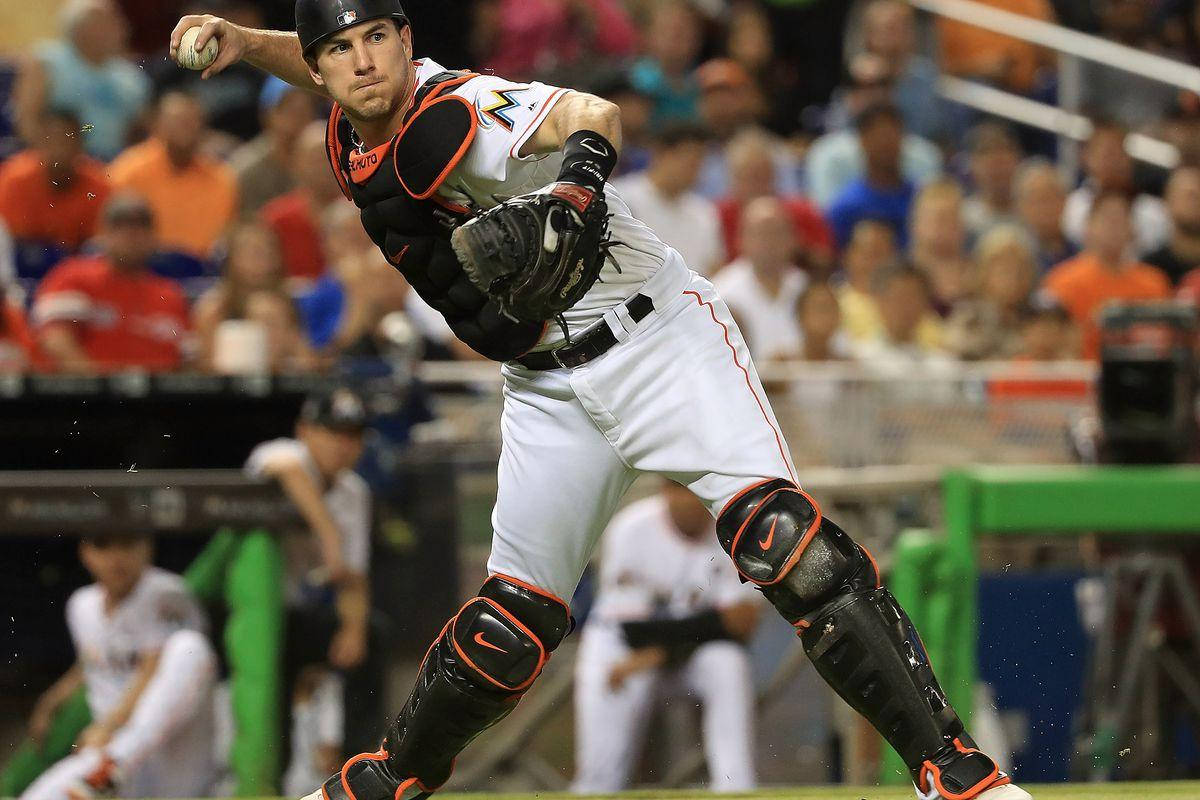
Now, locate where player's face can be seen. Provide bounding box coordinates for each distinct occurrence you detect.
[79,536,152,599]
[301,423,366,476]
[309,21,414,123]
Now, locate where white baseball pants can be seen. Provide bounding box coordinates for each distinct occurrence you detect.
[487,260,797,602]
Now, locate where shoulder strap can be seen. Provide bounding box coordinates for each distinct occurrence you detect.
[393,71,481,200]
[325,104,353,201]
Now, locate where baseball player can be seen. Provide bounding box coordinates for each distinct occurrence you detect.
[170,4,1030,799]
[573,481,761,793]
[21,535,217,800]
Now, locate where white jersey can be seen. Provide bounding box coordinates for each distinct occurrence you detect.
[588,494,759,630]
[420,59,680,344]
[244,437,371,605]
[66,567,206,719]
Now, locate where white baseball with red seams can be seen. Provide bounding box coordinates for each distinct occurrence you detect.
[416,55,797,601]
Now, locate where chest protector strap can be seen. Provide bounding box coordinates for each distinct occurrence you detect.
[326,70,479,202]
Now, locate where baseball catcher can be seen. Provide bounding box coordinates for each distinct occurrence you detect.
[169,3,1031,799]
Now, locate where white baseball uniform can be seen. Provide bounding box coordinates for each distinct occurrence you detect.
[572,494,760,793]
[411,59,798,603]
[22,568,218,800]
[244,437,372,606]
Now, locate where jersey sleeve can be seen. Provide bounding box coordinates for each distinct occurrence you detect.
[454,76,571,184]
[32,261,93,327]
[244,438,309,478]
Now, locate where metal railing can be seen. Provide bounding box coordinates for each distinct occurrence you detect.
[909,0,1200,171]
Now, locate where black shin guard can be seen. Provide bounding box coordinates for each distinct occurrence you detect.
[717,480,1000,793]
[321,576,571,800]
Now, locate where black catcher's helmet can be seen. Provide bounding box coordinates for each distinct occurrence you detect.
[296,0,408,57]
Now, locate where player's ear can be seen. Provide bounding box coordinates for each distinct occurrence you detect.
[399,22,412,59]
[305,56,325,88]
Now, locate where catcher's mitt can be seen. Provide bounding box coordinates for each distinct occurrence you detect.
[450,182,612,324]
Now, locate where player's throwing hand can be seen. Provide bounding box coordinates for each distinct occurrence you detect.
[169,15,247,80]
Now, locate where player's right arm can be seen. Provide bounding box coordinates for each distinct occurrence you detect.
[259,456,350,582]
[169,15,327,94]
[29,663,83,743]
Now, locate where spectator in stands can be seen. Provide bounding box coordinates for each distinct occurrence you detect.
[944,225,1038,359]
[244,388,373,788]
[1080,0,1181,129]
[807,74,941,210]
[108,92,238,259]
[962,122,1023,239]
[0,109,110,255]
[1013,158,1077,274]
[613,123,724,276]
[243,290,320,373]
[193,222,286,369]
[230,77,322,218]
[797,282,848,361]
[1015,303,1077,361]
[1062,121,1171,256]
[629,0,703,126]
[147,0,270,143]
[1041,191,1171,359]
[693,59,800,199]
[33,193,190,373]
[826,103,918,250]
[263,121,344,282]
[852,263,950,369]
[724,2,800,137]
[0,284,40,373]
[471,0,637,82]
[836,218,943,351]
[909,179,971,317]
[837,218,895,343]
[716,129,833,271]
[299,204,409,354]
[857,0,944,142]
[1145,165,1200,285]
[936,0,1055,95]
[712,197,808,362]
[594,73,654,176]
[13,0,149,162]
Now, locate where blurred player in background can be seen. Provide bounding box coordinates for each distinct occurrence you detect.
[21,534,217,800]
[573,481,762,793]
[244,387,372,790]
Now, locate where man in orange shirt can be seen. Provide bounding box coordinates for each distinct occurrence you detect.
[107,91,237,259]
[1040,191,1171,359]
[33,193,190,373]
[0,109,111,253]
[937,0,1054,94]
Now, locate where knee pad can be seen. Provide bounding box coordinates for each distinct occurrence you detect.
[449,575,571,692]
[717,479,880,623]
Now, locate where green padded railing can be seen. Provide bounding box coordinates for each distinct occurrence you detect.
[883,465,1200,784]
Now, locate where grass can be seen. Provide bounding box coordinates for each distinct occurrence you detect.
[431,786,1196,799]
[210,785,1200,800]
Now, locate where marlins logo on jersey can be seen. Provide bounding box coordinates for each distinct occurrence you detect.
[478,88,524,131]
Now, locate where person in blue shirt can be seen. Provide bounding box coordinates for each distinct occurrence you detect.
[825,102,917,250]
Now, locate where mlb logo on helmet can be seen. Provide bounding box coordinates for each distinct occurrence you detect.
[337,10,357,25]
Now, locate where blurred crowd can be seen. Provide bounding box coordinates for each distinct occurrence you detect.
[2,0,1200,375]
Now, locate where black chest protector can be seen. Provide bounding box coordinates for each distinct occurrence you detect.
[325,70,544,361]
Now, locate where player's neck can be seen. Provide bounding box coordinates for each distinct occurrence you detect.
[101,581,138,613]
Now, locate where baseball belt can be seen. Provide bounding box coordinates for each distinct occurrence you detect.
[513,293,654,370]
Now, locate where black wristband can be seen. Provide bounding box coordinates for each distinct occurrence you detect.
[557,130,618,194]
[621,609,732,649]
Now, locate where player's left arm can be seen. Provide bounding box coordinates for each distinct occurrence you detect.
[621,598,762,650]
[76,650,162,749]
[519,90,622,158]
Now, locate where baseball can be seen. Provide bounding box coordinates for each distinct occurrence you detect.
[176,26,218,70]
